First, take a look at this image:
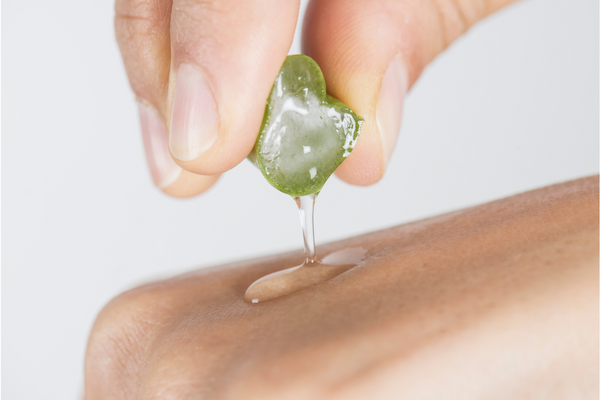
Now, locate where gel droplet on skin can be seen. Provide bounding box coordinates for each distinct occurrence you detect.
[244,194,367,303]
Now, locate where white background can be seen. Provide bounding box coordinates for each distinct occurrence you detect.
[2,0,598,398]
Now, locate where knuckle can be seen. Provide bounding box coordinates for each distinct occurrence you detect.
[114,0,171,107]
[172,0,232,23]
[169,0,241,58]
[115,0,170,38]
[85,284,174,396]
[428,0,488,47]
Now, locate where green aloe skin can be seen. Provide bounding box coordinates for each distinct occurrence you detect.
[248,55,363,197]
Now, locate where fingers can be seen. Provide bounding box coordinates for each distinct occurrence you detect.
[167,0,301,175]
[115,0,171,114]
[137,100,219,197]
[117,0,301,196]
[116,0,219,197]
[302,0,517,186]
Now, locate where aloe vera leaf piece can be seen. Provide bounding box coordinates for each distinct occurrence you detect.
[249,55,363,197]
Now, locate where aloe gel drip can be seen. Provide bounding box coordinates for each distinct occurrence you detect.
[244,55,366,303]
[296,193,317,264]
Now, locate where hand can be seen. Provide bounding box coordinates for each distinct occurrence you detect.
[115,0,517,197]
[84,177,598,398]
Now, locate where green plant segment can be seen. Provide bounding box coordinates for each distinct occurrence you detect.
[249,55,363,197]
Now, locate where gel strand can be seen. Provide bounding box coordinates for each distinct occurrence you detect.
[244,194,367,303]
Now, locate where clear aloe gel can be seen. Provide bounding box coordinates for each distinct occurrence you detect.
[245,55,364,303]
[244,193,367,303]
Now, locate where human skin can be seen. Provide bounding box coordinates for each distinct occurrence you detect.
[85,176,599,399]
[116,0,518,197]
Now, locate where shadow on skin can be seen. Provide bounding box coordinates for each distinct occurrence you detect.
[85,176,599,399]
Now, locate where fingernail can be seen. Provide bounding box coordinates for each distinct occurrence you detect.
[169,64,219,161]
[376,55,409,164]
[138,101,182,189]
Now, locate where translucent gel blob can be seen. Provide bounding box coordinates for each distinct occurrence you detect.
[244,194,367,303]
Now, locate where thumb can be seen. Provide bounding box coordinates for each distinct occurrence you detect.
[302,0,517,185]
